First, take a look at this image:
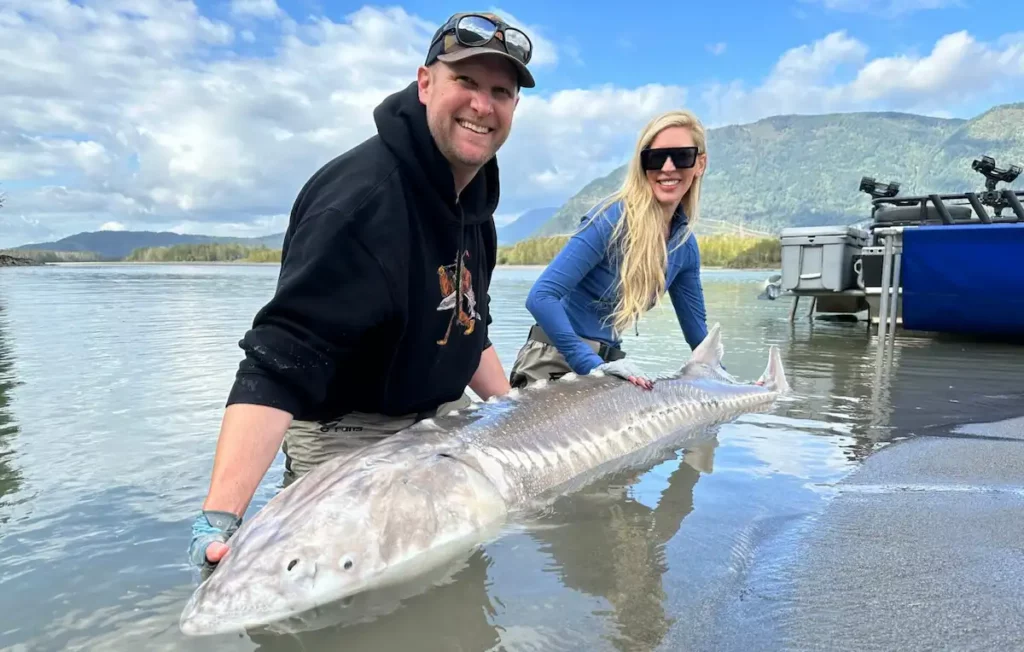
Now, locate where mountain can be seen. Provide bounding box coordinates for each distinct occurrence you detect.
[496,206,559,245]
[12,207,562,260]
[536,102,1024,237]
[12,230,286,260]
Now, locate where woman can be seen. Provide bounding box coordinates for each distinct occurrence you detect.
[509,109,709,390]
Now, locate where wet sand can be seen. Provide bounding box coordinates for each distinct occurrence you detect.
[700,414,1024,652]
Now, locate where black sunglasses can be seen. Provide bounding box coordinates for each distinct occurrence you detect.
[640,146,699,171]
[432,14,533,65]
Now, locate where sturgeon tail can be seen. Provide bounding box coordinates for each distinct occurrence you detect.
[758,345,790,393]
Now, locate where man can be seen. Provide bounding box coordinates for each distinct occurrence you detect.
[188,12,536,572]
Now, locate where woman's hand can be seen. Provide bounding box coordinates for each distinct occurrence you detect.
[594,359,654,390]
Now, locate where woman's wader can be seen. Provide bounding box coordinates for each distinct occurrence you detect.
[508,324,626,389]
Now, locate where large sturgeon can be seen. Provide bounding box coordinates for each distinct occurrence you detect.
[179,323,790,636]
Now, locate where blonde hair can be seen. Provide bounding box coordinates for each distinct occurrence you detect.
[588,109,707,337]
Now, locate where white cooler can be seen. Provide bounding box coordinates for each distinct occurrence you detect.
[780,225,869,292]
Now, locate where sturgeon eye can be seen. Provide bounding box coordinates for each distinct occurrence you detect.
[341,555,354,570]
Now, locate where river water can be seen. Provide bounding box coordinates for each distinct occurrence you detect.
[0,263,1021,651]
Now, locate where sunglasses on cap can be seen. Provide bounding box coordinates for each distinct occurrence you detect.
[640,146,700,171]
[431,13,533,66]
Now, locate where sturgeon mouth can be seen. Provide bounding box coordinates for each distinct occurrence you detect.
[179,584,331,637]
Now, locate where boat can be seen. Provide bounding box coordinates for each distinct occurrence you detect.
[761,154,1024,345]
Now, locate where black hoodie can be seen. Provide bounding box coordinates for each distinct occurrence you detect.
[226,82,500,420]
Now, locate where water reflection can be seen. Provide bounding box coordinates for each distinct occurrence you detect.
[528,443,715,652]
[0,298,23,520]
[769,316,1024,450]
[878,333,1024,435]
[767,319,886,460]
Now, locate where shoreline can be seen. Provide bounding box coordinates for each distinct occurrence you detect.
[36,261,780,273]
[0,254,42,267]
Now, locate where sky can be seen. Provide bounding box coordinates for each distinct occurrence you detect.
[1,0,1023,248]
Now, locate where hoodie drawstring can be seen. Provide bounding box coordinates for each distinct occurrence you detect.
[455,198,466,332]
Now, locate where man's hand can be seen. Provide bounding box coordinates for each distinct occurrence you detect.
[190,403,293,573]
[469,344,511,400]
[594,359,654,390]
[189,510,241,575]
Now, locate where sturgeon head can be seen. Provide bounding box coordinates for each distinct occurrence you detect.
[179,445,508,636]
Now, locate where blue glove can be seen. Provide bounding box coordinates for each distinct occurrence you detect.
[189,510,241,576]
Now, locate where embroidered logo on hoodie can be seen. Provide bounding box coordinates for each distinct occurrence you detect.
[436,250,480,345]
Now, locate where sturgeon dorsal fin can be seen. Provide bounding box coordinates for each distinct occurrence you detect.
[684,322,724,369]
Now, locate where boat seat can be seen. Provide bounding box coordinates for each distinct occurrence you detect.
[873,204,974,225]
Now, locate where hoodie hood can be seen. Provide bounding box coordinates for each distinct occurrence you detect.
[373,82,500,227]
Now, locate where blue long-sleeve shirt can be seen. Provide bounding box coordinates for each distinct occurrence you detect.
[525,198,708,374]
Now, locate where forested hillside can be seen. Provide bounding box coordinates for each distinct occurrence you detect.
[535,102,1024,236]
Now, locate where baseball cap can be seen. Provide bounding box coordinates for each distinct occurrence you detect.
[424,12,536,89]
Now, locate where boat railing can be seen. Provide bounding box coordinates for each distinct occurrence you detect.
[867,189,1024,226]
[863,155,1024,229]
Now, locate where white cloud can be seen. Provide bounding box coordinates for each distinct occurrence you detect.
[847,31,1024,104]
[166,215,290,238]
[701,29,1024,126]
[99,221,126,231]
[806,0,964,14]
[0,132,112,181]
[231,0,283,20]
[0,0,687,247]
[707,42,727,56]
[773,30,868,82]
[0,213,57,250]
[493,212,520,227]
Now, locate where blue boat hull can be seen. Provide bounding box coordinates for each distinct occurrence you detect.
[901,223,1024,337]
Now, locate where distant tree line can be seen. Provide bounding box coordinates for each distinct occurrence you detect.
[124,243,282,262]
[496,236,570,265]
[496,233,781,268]
[697,233,782,268]
[0,249,105,263]
[64,233,781,269]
